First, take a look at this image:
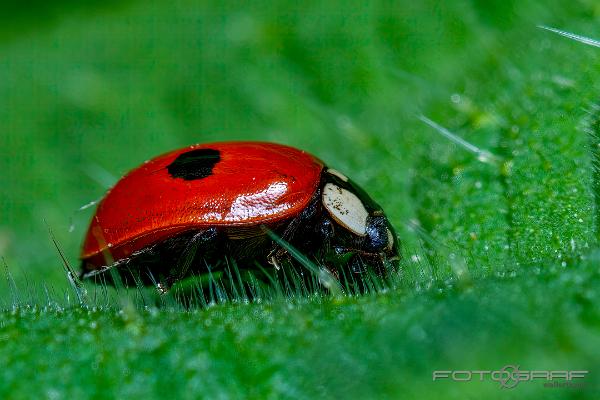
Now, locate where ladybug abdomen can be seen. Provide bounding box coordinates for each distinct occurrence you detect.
[81,142,324,265]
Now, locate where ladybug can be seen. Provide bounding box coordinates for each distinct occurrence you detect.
[80,141,400,292]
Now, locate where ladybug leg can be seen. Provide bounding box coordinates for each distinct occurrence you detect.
[266,197,321,269]
[265,218,303,270]
[157,227,218,294]
[267,249,293,271]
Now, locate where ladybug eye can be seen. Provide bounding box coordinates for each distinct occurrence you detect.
[167,148,221,180]
[363,215,395,252]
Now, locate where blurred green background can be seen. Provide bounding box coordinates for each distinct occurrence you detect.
[2,1,600,398]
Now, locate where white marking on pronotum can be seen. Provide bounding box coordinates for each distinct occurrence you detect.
[418,115,500,165]
[322,183,368,236]
[538,25,600,49]
[327,168,349,182]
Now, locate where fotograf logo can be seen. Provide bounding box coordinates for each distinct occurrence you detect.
[432,365,588,389]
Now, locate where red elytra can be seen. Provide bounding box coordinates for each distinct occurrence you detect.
[81,142,324,267]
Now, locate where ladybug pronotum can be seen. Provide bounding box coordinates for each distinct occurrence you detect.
[81,142,400,291]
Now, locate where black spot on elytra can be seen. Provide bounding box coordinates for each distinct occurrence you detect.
[167,148,221,180]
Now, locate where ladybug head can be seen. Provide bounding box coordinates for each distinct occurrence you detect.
[316,168,400,277]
